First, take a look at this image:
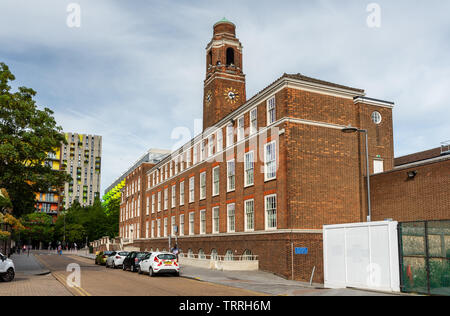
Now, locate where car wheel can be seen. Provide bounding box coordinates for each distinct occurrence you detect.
[149,268,155,277]
[112,262,116,269]
[122,264,126,271]
[137,266,142,274]
[3,268,15,282]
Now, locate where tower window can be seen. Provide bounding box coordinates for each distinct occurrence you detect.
[208,50,212,66]
[226,47,235,66]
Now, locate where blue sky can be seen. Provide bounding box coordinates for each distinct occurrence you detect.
[1,0,449,195]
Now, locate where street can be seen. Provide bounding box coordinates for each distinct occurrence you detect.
[4,251,266,296]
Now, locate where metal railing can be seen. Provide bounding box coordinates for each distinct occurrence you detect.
[179,253,258,262]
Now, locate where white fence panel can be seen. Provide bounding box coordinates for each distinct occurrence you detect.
[323,221,400,292]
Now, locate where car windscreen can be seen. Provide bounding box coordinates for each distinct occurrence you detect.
[104,251,114,255]
[157,254,177,260]
[118,252,129,256]
[136,252,148,258]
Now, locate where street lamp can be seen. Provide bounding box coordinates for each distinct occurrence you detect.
[342,125,372,222]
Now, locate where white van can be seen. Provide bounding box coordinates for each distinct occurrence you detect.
[0,252,15,282]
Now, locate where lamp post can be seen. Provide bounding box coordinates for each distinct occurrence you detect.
[342,125,372,222]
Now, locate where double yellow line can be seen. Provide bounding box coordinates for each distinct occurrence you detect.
[35,254,92,297]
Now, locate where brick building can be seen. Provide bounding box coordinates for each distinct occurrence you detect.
[119,19,397,282]
[371,143,450,222]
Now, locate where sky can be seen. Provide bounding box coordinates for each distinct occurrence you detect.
[1,0,449,196]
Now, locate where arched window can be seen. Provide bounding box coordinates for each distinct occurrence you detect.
[198,249,206,259]
[242,249,255,261]
[188,248,194,258]
[226,48,234,66]
[208,50,212,66]
[211,249,218,260]
[224,249,234,261]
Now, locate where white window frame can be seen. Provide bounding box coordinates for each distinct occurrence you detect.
[265,194,277,230]
[157,191,161,212]
[189,212,195,236]
[151,194,155,213]
[200,209,206,235]
[267,96,276,125]
[244,151,254,187]
[146,196,149,215]
[212,206,220,234]
[193,146,198,165]
[208,135,214,157]
[227,159,235,192]
[216,129,223,152]
[200,171,206,200]
[171,185,176,208]
[244,199,255,232]
[226,124,234,148]
[164,217,168,237]
[164,187,169,210]
[179,214,185,236]
[212,166,220,196]
[157,218,161,238]
[264,140,277,181]
[250,108,258,135]
[151,220,155,238]
[237,116,245,141]
[171,216,176,237]
[180,181,185,206]
[227,203,235,233]
[189,176,195,203]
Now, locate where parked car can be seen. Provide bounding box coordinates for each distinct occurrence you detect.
[95,251,115,265]
[144,252,179,277]
[122,251,149,272]
[106,251,129,269]
[0,252,15,282]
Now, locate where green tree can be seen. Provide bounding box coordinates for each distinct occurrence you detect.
[0,62,70,217]
[20,212,54,246]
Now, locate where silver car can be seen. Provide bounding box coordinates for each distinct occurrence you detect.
[106,251,129,269]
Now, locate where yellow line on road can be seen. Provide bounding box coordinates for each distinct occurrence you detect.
[35,254,92,297]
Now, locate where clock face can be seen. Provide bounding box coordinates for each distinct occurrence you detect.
[224,87,239,104]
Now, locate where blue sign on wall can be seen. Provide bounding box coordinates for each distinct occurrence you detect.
[295,247,308,255]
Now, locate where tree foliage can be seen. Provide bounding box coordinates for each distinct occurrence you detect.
[0,62,70,217]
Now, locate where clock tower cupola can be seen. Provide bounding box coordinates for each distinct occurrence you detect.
[203,18,246,131]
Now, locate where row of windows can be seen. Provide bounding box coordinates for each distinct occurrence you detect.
[134,141,277,218]
[121,194,278,239]
[147,96,277,189]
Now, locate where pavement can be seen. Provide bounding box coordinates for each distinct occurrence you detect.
[9,252,50,276]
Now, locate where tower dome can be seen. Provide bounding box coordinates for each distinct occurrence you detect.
[213,17,236,36]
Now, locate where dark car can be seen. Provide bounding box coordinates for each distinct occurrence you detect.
[95,251,115,265]
[122,252,149,272]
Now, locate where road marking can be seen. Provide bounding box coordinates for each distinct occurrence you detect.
[35,254,92,296]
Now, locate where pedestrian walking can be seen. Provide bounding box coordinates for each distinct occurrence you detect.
[27,245,31,257]
[57,244,62,256]
[171,244,179,260]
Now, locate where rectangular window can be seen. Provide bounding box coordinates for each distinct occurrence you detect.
[250,108,258,135]
[157,191,161,211]
[267,96,276,125]
[227,203,235,233]
[200,171,206,200]
[193,146,198,165]
[146,221,149,238]
[237,116,245,141]
[200,210,206,235]
[152,194,155,213]
[164,187,169,210]
[265,194,277,230]
[245,199,254,231]
[151,220,155,238]
[180,214,185,236]
[187,149,191,167]
[212,206,220,234]
[264,141,277,181]
[180,181,185,206]
[174,157,178,175]
[157,219,161,237]
[216,129,223,152]
[189,212,195,235]
[201,140,206,161]
[189,177,195,203]
[171,185,176,208]
[208,135,214,157]
[244,151,254,186]
[171,216,176,237]
[164,217,168,237]
[226,124,234,147]
[212,166,220,196]
[146,196,150,215]
[227,159,235,192]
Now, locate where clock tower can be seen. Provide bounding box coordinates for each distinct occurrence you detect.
[203,18,246,131]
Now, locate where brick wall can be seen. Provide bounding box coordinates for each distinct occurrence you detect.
[371,158,450,222]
